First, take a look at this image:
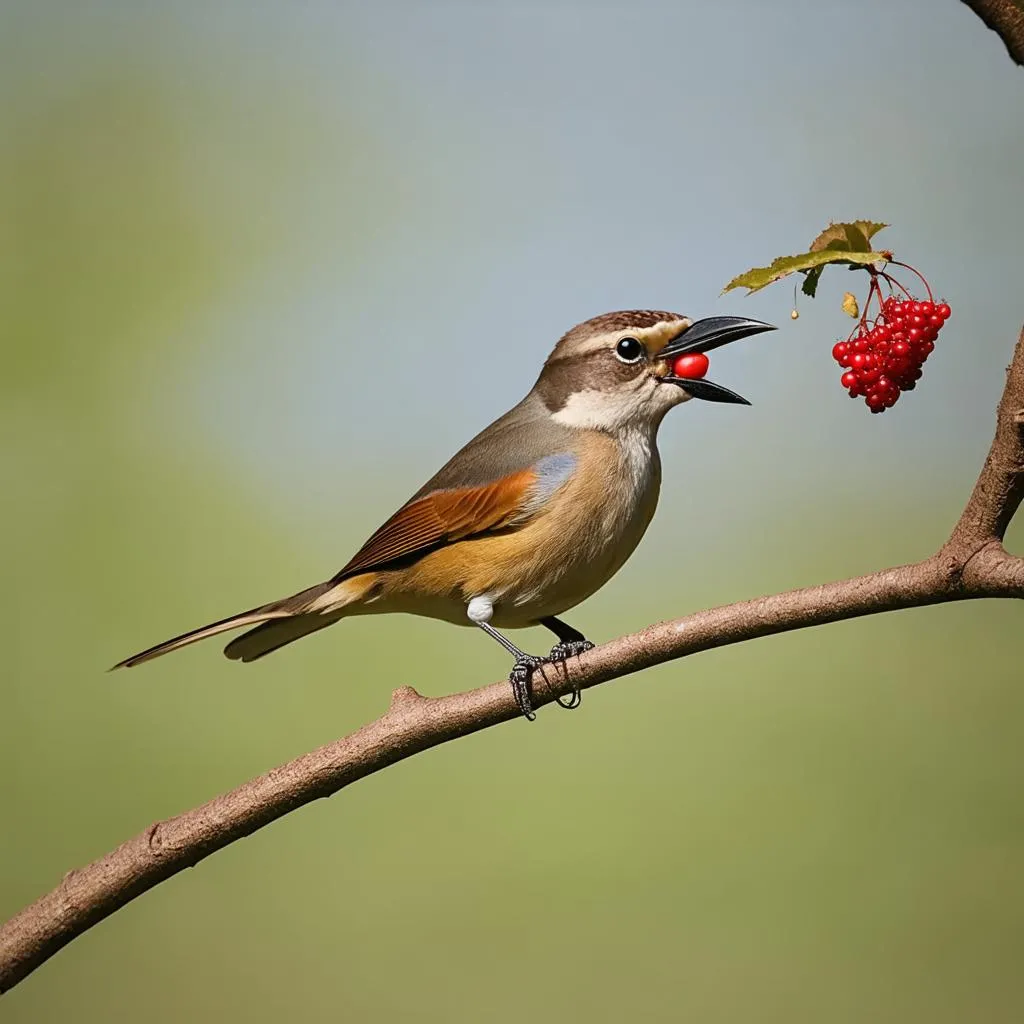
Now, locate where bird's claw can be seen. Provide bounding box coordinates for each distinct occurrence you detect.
[508,640,593,720]
[548,639,595,662]
[509,653,544,722]
[546,639,594,710]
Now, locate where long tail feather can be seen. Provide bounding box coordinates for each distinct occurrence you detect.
[111,581,337,669]
[223,608,348,662]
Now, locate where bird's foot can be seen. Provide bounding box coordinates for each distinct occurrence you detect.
[546,639,594,710]
[509,653,545,722]
[548,638,595,662]
[507,640,593,719]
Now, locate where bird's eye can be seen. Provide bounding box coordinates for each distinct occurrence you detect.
[614,337,644,364]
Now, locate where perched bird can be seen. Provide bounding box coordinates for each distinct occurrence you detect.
[115,309,774,719]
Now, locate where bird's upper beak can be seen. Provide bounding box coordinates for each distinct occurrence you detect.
[658,316,776,405]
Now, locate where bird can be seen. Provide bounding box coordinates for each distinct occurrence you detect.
[114,309,774,719]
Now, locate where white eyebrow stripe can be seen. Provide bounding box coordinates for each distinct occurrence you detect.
[555,320,692,361]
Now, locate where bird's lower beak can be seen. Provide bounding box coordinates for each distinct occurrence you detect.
[658,315,776,405]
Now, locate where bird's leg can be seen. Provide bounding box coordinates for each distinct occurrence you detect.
[540,615,594,710]
[475,621,543,722]
[541,615,595,659]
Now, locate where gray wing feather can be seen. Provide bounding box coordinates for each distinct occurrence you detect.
[412,390,577,496]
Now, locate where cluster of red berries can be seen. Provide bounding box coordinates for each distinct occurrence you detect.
[832,296,951,413]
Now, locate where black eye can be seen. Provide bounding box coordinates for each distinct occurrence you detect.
[615,337,644,363]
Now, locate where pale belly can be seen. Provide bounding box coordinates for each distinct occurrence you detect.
[360,435,662,630]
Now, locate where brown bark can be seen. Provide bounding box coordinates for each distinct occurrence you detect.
[961,0,1024,66]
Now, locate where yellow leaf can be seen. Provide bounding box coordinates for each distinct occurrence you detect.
[842,291,859,318]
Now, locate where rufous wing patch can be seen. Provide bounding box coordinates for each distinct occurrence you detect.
[334,467,543,580]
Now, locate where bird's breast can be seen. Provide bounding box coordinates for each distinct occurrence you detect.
[394,427,661,626]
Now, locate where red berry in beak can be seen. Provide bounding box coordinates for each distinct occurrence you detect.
[671,352,710,379]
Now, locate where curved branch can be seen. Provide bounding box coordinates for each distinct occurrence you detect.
[2,324,1023,994]
[960,0,1024,67]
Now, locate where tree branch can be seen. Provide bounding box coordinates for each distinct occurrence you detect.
[2,326,1023,993]
[961,0,1024,66]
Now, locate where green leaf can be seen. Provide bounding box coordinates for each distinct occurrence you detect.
[723,247,889,295]
[723,220,891,296]
[801,265,824,298]
[809,220,888,254]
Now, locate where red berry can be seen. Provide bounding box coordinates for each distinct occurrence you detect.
[828,281,944,413]
[671,352,710,379]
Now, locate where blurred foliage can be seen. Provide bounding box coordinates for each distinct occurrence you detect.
[2,6,1023,1024]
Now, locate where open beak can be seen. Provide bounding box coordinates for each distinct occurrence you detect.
[658,315,776,405]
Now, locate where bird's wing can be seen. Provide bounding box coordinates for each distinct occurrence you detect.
[334,451,577,580]
[333,393,579,581]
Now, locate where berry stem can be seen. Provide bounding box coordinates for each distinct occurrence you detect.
[886,260,935,303]
[877,270,913,300]
[863,273,885,327]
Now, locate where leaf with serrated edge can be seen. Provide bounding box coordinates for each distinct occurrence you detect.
[809,220,888,253]
[723,248,888,295]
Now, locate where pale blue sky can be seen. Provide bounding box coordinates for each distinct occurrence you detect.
[5,0,1023,545]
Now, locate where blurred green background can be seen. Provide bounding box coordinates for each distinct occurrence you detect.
[3,1,1023,1020]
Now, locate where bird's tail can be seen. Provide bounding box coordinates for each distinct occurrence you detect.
[112,576,374,669]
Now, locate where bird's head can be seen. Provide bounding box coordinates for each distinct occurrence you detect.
[533,309,776,432]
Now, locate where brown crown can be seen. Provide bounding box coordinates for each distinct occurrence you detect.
[548,309,688,361]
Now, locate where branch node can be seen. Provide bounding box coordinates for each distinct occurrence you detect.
[388,685,425,711]
[147,822,165,853]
